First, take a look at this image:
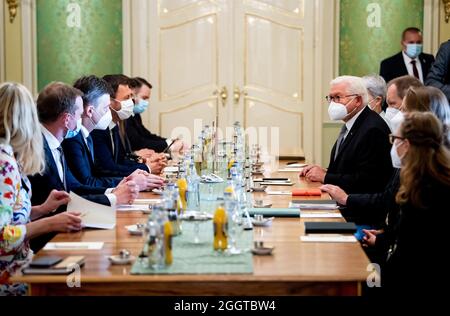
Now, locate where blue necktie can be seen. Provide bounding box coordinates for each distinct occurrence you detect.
[86,135,95,162]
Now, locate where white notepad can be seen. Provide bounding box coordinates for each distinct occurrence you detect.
[300,212,342,218]
[266,190,292,195]
[44,242,104,250]
[133,199,162,204]
[278,168,303,172]
[284,163,308,168]
[67,192,116,229]
[117,205,149,212]
[289,202,338,210]
[163,166,179,173]
[300,236,357,243]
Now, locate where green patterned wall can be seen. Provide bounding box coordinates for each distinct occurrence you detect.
[340,0,424,76]
[37,0,123,91]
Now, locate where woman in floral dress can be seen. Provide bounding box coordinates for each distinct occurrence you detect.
[0,82,83,296]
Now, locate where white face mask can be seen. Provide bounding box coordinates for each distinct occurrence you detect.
[94,110,112,130]
[385,107,400,122]
[114,98,134,120]
[390,111,405,134]
[390,141,404,169]
[328,102,349,121]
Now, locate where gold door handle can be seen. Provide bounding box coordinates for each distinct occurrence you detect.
[214,86,228,107]
[233,87,247,104]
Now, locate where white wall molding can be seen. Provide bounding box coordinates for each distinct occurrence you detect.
[313,0,338,165]
[424,0,441,55]
[0,0,6,83]
[21,0,37,94]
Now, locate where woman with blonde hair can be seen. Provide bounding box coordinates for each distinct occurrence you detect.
[1,82,82,296]
[382,111,450,291]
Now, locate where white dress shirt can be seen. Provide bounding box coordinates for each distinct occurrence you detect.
[42,126,65,183]
[402,51,424,83]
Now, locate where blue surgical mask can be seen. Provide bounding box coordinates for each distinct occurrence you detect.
[405,44,423,59]
[133,100,149,114]
[65,118,82,139]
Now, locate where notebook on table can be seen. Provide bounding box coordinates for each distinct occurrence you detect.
[304,222,357,234]
[22,256,85,275]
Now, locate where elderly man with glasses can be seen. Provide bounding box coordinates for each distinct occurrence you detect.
[301,76,393,237]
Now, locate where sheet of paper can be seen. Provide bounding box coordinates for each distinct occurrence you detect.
[278,168,303,172]
[163,166,179,173]
[284,163,308,168]
[300,212,342,218]
[266,190,292,195]
[44,242,104,250]
[133,199,162,205]
[261,182,294,186]
[117,204,149,212]
[300,236,357,243]
[289,202,337,210]
[67,192,116,229]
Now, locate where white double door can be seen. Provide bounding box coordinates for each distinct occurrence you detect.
[137,0,314,159]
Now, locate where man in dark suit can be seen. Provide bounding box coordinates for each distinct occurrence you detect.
[63,75,164,190]
[301,76,393,195]
[380,27,434,84]
[426,40,450,102]
[127,77,186,156]
[301,76,393,240]
[29,82,139,251]
[91,75,163,177]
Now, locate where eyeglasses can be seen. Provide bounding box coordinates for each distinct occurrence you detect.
[325,94,359,104]
[389,134,405,144]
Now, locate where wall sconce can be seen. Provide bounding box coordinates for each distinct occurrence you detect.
[444,0,450,23]
[6,0,20,23]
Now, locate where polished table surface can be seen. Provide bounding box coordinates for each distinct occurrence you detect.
[12,162,371,296]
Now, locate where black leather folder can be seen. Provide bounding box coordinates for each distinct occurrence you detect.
[304,222,357,234]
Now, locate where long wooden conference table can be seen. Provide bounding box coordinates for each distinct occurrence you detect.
[12,162,371,296]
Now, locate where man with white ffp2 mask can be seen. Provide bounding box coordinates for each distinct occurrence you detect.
[91,75,155,177]
[300,76,393,196]
[385,75,422,131]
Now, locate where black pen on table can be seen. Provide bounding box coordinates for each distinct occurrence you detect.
[163,137,179,154]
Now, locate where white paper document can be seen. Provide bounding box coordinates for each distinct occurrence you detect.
[284,163,307,168]
[67,192,116,229]
[300,235,357,243]
[133,199,162,204]
[278,168,303,172]
[163,166,179,173]
[117,204,149,212]
[266,190,292,195]
[300,212,342,218]
[289,202,337,210]
[44,242,104,250]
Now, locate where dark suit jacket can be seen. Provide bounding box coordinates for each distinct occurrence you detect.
[90,124,149,177]
[379,51,435,84]
[381,177,449,292]
[62,132,122,187]
[344,169,400,227]
[28,137,110,252]
[28,137,110,207]
[325,107,393,195]
[425,40,450,102]
[126,114,167,153]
